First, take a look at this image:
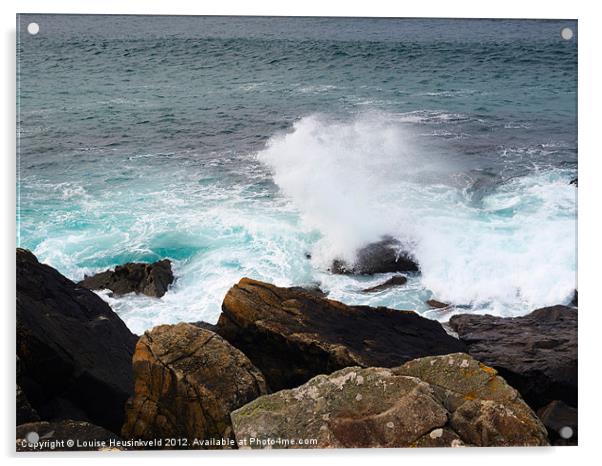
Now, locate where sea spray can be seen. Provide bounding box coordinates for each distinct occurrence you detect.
[257,113,423,268]
[257,113,576,314]
[17,18,576,332]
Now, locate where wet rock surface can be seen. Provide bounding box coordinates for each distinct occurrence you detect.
[427,299,450,309]
[17,248,137,434]
[289,285,328,298]
[121,323,267,448]
[78,259,174,297]
[231,353,548,448]
[449,305,577,409]
[330,236,419,274]
[217,278,465,391]
[362,275,407,292]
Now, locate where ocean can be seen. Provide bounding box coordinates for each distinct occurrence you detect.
[17,15,577,334]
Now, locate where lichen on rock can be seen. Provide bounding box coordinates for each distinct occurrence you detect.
[121,323,267,448]
[231,353,548,448]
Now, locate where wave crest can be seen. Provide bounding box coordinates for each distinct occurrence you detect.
[258,112,576,313]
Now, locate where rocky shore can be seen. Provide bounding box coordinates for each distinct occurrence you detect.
[16,248,577,450]
[16,249,137,433]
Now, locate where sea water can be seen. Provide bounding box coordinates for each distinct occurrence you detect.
[17,16,577,334]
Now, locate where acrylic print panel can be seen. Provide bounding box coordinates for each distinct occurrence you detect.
[16,14,577,451]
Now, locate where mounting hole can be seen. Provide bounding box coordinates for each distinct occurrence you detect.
[27,22,40,35]
[25,431,39,444]
[559,426,574,439]
[560,27,573,41]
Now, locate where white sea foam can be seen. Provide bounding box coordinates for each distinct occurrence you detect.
[296,84,338,94]
[25,112,576,333]
[30,181,317,335]
[259,113,426,267]
[258,113,577,315]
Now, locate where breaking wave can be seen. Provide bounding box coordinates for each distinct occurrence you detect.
[258,113,577,315]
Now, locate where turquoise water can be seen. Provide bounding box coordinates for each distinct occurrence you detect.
[17,15,577,334]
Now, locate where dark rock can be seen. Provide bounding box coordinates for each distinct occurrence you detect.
[121,323,267,448]
[362,275,407,292]
[571,289,578,307]
[289,285,328,298]
[570,177,577,186]
[78,259,174,297]
[17,248,137,434]
[441,322,459,338]
[36,396,90,423]
[427,299,450,309]
[449,305,577,409]
[16,420,122,451]
[537,400,577,446]
[231,354,548,448]
[216,278,465,391]
[17,385,40,425]
[16,356,40,424]
[190,321,219,333]
[330,236,419,275]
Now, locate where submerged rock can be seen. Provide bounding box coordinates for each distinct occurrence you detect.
[121,323,267,448]
[78,259,174,297]
[537,400,577,446]
[330,236,419,275]
[216,278,465,391]
[17,248,137,434]
[231,353,548,448]
[362,275,407,292]
[16,420,121,451]
[427,299,450,309]
[570,177,578,186]
[449,305,577,409]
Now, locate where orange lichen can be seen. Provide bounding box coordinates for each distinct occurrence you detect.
[479,363,497,376]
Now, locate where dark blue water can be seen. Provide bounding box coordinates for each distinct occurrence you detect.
[17,15,577,333]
